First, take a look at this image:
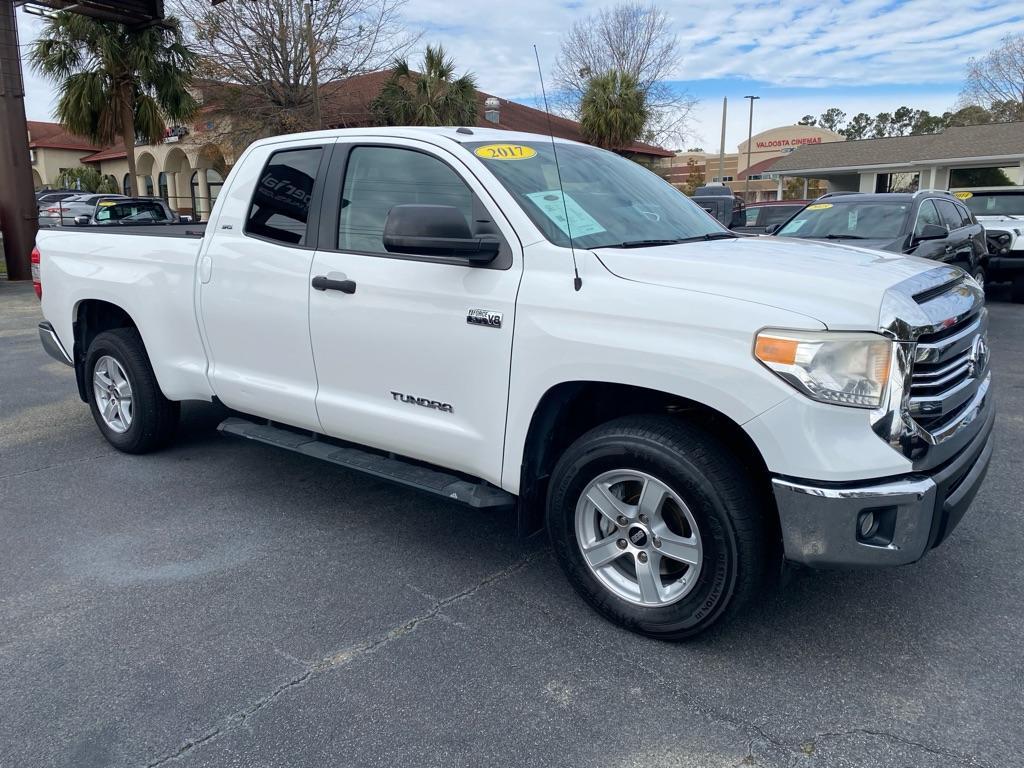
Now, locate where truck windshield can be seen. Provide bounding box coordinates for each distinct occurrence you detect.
[960,192,1024,217]
[777,201,909,239]
[465,141,724,249]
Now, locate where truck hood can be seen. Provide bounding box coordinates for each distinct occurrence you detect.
[976,215,1024,228]
[593,236,942,329]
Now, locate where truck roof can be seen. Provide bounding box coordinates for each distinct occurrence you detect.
[248,126,582,152]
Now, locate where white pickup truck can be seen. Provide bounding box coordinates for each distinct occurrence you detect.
[956,188,1024,301]
[35,127,994,639]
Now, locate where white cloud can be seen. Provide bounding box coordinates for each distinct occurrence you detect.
[16,0,1020,132]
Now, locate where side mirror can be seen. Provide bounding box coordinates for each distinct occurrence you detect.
[914,223,948,242]
[383,204,500,264]
[765,223,781,235]
[74,215,91,226]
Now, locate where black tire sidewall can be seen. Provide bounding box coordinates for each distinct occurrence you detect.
[547,431,741,639]
[85,329,170,453]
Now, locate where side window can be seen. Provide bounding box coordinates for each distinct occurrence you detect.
[338,146,473,254]
[94,206,111,222]
[761,206,796,227]
[955,203,973,227]
[936,199,964,230]
[743,207,759,227]
[245,146,324,246]
[914,200,942,236]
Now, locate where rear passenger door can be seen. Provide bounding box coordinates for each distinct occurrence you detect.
[198,139,333,431]
[307,139,522,485]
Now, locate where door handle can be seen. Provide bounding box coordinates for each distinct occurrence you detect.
[312,275,356,294]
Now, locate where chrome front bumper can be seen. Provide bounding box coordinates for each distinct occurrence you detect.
[38,321,73,366]
[773,401,995,567]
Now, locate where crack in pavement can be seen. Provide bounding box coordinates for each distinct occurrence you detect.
[501,583,989,768]
[142,550,542,767]
[794,728,994,768]
[0,453,109,482]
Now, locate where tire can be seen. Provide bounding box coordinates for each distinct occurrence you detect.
[970,266,986,294]
[85,328,179,453]
[546,415,778,640]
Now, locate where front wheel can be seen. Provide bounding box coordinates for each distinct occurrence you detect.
[546,416,778,640]
[970,266,986,296]
[85,328,179,453]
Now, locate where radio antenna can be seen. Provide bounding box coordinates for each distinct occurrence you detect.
[533,44,582,291]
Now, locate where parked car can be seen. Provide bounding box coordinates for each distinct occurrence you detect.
[772,191,988,286]
[33,128,993,640]
[956,188,1024,302]
[733,200,809,234]
[35,190,79,207]
[76,198,178,226]
[38,193,127,227]
[690,184,746,228]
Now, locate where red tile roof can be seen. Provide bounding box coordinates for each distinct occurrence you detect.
[321,71,673,158]
[27,121,100,153]
[80,146,128,164]
[736,156,783,180]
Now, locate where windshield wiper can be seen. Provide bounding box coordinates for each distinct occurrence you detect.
[596,238,687,249]
[822,233,867,240]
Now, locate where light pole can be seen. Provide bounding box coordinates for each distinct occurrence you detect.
[305,1,322,130]
[743,95,760,202]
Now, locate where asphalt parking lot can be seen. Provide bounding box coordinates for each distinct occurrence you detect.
[1,279,1022,768]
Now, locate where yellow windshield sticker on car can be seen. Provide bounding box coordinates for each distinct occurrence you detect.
[806,203,833,210]
[474,144,537,160]
[954,191,973,199]
[98,201,117,206]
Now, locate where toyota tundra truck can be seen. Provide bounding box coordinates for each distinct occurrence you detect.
[956,188,1024,301]
[34,127,995,639]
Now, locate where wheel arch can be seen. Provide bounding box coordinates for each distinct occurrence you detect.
[71,299,141,402]
[514,381,774,537]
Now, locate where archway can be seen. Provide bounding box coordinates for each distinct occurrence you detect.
[135,151,157,197]
[162,147,192,215]
[122,173,132,195]
[32,169,43,190]
[191,144,228,221]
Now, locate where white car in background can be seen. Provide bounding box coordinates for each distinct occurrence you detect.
[956,188,1024,301]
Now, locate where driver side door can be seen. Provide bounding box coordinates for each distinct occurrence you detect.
[307,140,523,485]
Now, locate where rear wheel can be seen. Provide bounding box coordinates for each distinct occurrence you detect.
[85,328,179,453]
[546,416,777,640]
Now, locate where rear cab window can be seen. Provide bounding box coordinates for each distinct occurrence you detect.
[245,146,325,246]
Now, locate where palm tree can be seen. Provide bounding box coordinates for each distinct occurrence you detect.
[580,70,649,152]
[371,45,478,126]
[30,13,199,196]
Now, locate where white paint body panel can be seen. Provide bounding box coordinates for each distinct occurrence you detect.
[36,126,939,493]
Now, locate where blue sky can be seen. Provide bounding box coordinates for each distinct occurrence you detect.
[16,0,1024,150]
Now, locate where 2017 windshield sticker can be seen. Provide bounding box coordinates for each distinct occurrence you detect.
[954,191,973,200]
[525,191,606,238]
[474,144,537,160]
[806,203,833,210]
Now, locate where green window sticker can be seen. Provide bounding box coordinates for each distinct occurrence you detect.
[524,191,606,238]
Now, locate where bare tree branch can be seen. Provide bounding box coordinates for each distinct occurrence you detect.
[170,0,419,147]
[959,32,1024,120]
[553,2,695,147]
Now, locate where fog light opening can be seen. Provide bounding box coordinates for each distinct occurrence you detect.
[857,506,897,547]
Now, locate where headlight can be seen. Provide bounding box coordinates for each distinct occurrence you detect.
[754,330,892,409]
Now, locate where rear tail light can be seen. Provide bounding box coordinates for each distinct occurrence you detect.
[45,207,61,213]
[31,246,41,300]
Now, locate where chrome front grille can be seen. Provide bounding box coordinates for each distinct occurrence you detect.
[874,266,991,469]
[908,307,987,434]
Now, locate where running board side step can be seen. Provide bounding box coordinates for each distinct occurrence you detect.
[217,417,515,510]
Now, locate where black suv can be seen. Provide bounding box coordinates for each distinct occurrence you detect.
[772,191,988,286]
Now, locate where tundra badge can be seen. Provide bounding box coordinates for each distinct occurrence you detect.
[467,308,503,329]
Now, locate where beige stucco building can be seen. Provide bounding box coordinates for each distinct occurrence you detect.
[658,124,846,201]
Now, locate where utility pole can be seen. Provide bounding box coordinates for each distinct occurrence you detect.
[743,95,760,202]
[717,97,727,184]
[305,2,322,130]
[0,0,37,281]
